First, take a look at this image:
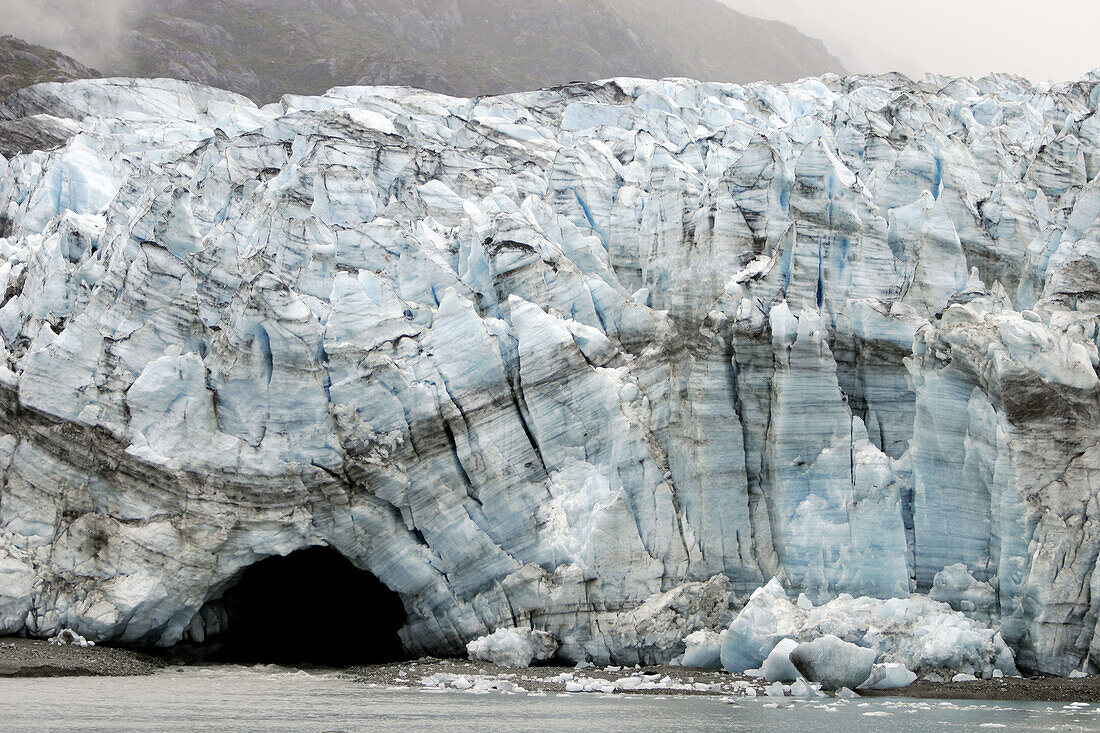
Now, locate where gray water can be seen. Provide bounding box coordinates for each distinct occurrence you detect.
[2,666,1099,732]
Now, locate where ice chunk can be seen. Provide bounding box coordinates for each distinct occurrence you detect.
[789,635,875,691]
[0,545,33,635]
[466,628,560,668]
[682,629,724,670]
[789,678,817,698]
[48,629,94,647]
[607,575,734,666]
[720,577,805,673]
[762,638,801,682]
[860,663,917,690]
[930,564,996,625]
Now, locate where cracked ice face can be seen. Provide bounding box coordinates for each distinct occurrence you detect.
[0,69,1099,673]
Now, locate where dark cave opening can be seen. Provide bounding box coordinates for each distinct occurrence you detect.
[200,546,407,667]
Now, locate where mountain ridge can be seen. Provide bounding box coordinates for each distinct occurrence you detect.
[1,0,846,102]
[0,36,98,98]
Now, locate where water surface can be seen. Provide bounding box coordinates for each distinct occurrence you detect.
[2,666,1098,732]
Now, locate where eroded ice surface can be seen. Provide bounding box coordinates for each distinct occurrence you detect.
[1,71,1100,673]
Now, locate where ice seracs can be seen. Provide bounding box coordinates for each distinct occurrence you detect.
[0,68,1099,675]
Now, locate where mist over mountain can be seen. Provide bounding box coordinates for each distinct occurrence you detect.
[0,0,845,101]
[0,1,138,69]
[0,36,98,98]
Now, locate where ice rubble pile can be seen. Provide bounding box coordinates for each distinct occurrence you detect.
[0,68,1099,674]
[718,578,1017,684]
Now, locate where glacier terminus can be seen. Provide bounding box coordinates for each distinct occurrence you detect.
[1,68,1100,676]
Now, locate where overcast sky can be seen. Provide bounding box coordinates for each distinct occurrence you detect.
[725,0,1100,82]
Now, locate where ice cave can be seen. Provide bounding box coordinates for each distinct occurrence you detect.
[195,547,406,666]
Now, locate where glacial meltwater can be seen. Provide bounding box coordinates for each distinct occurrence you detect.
[1,667,1098,732]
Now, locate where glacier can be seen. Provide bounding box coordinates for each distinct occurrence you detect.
[0,69,1099,674]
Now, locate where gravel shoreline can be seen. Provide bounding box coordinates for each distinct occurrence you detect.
[858,676,1100,702]
[0,638,164,678]
[4,639,1099,702]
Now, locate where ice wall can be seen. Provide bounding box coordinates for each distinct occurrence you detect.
[0,70,1099,673]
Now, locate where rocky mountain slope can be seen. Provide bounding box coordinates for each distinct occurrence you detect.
[0,36,97,98]
[10,0,845,101]
[1,68,1099,675]
[0,37,99,159]
[600,0,841,90]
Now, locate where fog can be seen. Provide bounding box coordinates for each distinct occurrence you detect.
[725,0,1100,82]
[1,0,1097,83]
[0,0,143,67]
